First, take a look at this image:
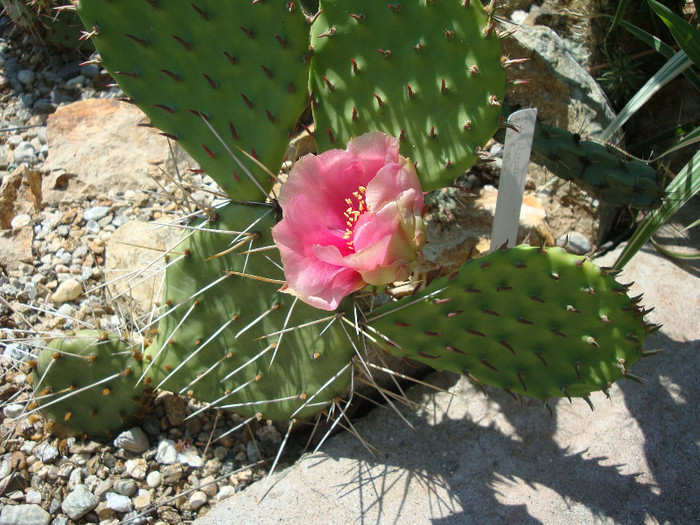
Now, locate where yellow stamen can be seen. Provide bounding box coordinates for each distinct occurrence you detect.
[341,185,371,251]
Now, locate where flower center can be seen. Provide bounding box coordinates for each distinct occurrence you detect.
[342,185,368,250]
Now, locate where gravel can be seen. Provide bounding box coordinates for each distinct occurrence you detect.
[0,23,273,525]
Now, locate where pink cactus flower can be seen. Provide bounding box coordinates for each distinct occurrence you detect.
[272,131,426,311]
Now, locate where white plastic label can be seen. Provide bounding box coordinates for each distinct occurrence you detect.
[490,108,538,251]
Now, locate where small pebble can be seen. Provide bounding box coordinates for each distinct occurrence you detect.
[33,442,59,463]
[25,488,42,504]
[0,504,50,525]
[83,206,110,222]
[155,440,178,465]
[2,403,24,418]
[105,492,134,513]
[113,478,137,497]
[556,231,592,255]
[17,69,35,85]
[145,470,161,488]
[51,279,82,304]
[114,427,150,454]
[178,449,204,468]
[94,479,113,500]
[13,142,37,164]
[10,214,31,229]
[188,490,208,511]
[61,484,99,520]
[199,475,218,498]
[85,219,100,234]
[216,486,236,501]
[124,458,148,480]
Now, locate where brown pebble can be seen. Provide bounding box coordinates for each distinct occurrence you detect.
[11,451,26,471]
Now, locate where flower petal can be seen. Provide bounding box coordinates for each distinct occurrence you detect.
[279,248,364,310]
[365,157,422,212]
[347,131,400,176]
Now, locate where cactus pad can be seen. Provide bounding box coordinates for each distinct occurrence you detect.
[532,123,664,209]
[143,202,355,421]
[33,331,148,439]
[368,246,654,400]
[77,0,311,200]
[310,0,506,191]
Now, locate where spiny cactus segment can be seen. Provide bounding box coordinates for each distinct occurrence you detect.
[32,331,148,439]
[496,104,664,210]
[531,123,664,210]
[368,245,658,402]
[76,0,311,201]
[2,0,87,49]
[310,0,507,191]
[143,202,356,421]
[28,2,660,441]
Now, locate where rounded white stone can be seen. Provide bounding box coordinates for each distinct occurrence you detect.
[216,485,236,502]
[146,470,161,488]
[105,492,134,513]
[155,439,177,465]
[51,278,82,304]
[188,490,208,511]
[10,214,31,229]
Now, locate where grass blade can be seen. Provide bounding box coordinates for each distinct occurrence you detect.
[650,125,700,161]
[609,0,632,34]
[601,51,693,142]
[614,148,700,269]
[647,0,700,67]
[650,238,700,260]
[614,17,700,91]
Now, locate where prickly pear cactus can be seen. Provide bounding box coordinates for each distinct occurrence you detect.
[76,0,311,200]
[531,123,664,210]
[2,0,87,49]
[32,331,148,439]
[28,1,660,442]
[494,104,664,209]
[368,245,656,400]
[310,0,506,190]
[142,202,356,421]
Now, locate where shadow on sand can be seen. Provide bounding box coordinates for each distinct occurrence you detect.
[311,329,699,524]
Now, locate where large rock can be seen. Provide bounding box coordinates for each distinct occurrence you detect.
[501,23,616,137]
[43,98,196,202]
[500,23,619,244]
[0,225,33,270]
[195,240,700,524]
[0,164,42,229]
[104,220,183,315]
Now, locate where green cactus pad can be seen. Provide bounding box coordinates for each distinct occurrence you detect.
[368,245,653,400]
[143,202,355,421]
[495,104,664,209]
[310,0,506,191]
[33,330,148,439]
[532,123,664,210]
[76,0,311,200]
